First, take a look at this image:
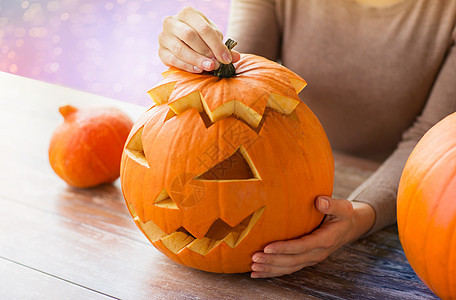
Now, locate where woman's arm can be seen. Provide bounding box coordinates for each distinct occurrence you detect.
[349,25,456,235]
[251,25,456,278]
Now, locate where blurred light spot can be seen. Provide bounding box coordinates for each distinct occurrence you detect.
[47,1,60,12]
[9,64,18,73]
[52,35,60,43]
[29,27,48,38]
[1,45,9,54]
[21,1,30,9]
[0,30,4,39]
[127,13,142,24]
[14,27,26,37]
[79,4,95,14]
[7,51,15,59]
[16,39,24,47]
[50,63,60,72]
[45,63,59,73]
[53,47,62,55]
[113,83,123,92]
[105,2,114,10]
[23,3,45,26]
[117,0,126,4]
[61,13,70,21]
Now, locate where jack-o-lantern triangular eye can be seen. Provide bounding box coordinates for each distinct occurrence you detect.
[125,126,149,168]
[154,188,178,209]
[195,146,260,181]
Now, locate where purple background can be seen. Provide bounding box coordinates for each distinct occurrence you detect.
[0,0,230,106]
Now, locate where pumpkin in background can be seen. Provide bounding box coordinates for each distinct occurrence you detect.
[120,40,334,273]
[49,105,133,188]
[397,112,456,299]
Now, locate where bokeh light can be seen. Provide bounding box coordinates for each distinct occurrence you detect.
[0,0,230,106]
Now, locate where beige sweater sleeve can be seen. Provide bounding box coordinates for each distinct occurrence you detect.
[227,0,281,61]
[350,26,456,234]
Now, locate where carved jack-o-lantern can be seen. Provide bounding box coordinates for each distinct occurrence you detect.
[120,44,334,273]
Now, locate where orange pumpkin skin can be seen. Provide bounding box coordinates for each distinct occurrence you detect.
[49,105,133,188]
[120,54,334,273]
[397,112,456,299]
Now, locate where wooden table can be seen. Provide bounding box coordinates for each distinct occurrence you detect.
[0,71,436,299]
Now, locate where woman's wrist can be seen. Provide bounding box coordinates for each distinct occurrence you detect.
[349,201,376,242]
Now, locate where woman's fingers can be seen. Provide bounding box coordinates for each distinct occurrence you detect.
[250,198,365,278]
[251,261,311,278]
[317,196,354,218]
[160,7,238,71]
[177,7,231,64]
[231,50,241,63]
[159,32,216,72]
[158,47,203,73]
[162,17,220,70]
[252,250,326,268]
[263,235,320,255]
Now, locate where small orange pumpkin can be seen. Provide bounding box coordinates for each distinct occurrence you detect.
[121,41,334,273]
[397,112,456,299]
[49,105,133,188]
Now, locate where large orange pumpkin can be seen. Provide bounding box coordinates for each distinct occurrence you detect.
[120,42,334,273]
[397,112,456,299]
[49,105,133,188]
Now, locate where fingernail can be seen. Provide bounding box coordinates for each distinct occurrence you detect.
[251,264,263,271]
[319,197,329,210]
[253,255,264,263]
[264,247,276,254]
[222,52,231,64]
[251,273,260,278]
[202,60,212,71]
[193,65,202,72]
[212,58,220,69]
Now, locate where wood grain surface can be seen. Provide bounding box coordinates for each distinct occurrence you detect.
[0,72,437,299]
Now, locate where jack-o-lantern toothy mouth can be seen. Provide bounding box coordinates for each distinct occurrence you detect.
[130,205,265,256]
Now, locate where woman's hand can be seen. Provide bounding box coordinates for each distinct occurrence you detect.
[250,196,375,278]
[159,7,241,73]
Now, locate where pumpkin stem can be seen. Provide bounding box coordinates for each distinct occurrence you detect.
[59,105,78,119]
[212,39,237,78]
